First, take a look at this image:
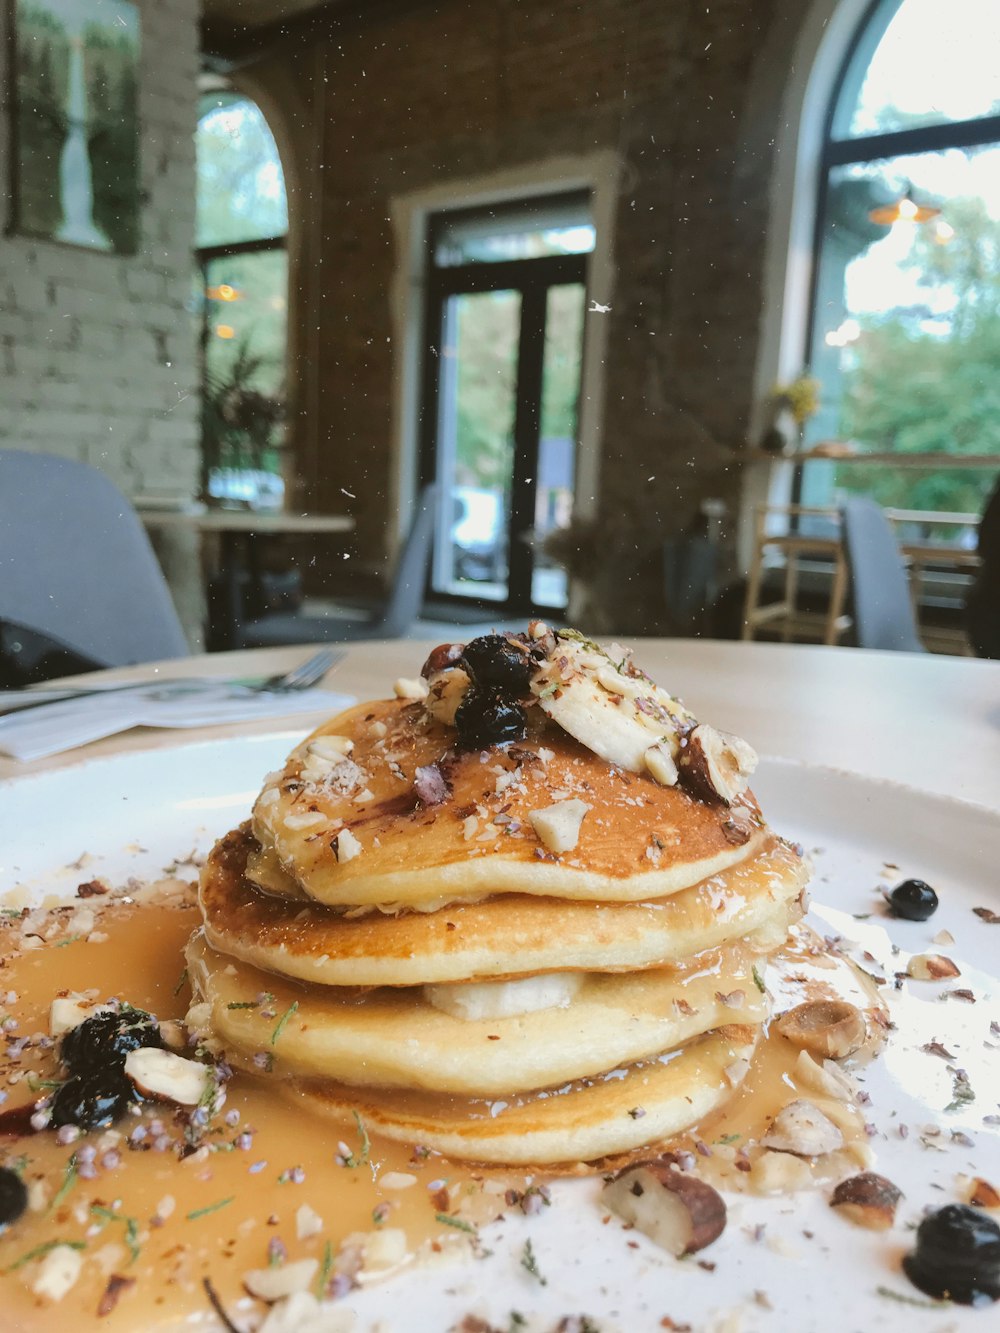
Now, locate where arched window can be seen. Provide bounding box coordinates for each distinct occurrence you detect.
[195,91,289,507]
[803,0,1000,525]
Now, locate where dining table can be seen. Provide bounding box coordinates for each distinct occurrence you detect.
[2,637,997,804]
[137,507,356,652]
[2,634,999,1333]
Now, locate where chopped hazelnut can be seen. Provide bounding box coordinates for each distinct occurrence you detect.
[678,724,757,805]
[393,676,429,700]
[969,1177,1000,1209]
[830,1172,902,1229]
[333,829,363,864]
[906,953,961,980]
[528,798,591,854]
[761,1099,845,1157]
[774,1000,867,1060]
[602,1162,726,1256]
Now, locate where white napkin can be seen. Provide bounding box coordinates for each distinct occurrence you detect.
[0,685,355,763]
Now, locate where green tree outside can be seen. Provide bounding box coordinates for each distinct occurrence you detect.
[837,191,1000,518]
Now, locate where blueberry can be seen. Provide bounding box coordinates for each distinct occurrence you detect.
[903,1204,1000,1305]
[60,1008,163,1076]
[49,1069,136,1131]
[0,1166,28,1231]
[888,879,939,921]
[455,688,527,749]
[461,636,534,695]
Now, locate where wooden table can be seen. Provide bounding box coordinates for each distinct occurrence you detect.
[3,639,998,812]
[137,509,355,651]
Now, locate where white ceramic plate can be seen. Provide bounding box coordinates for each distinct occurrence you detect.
[2,740,1000,1332]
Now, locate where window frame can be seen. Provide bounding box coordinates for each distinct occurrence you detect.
[797,0,1000,507]
[416,192,594,614]
[195,89,290,502]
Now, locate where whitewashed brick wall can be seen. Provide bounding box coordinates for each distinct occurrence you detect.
[0,0,201,503]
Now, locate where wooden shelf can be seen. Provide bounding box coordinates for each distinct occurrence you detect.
[747,450,1000,469]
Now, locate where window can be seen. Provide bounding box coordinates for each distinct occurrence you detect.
[195,92,289,508]
[803,0,1000,525]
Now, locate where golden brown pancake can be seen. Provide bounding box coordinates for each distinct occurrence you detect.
[283,1026,760,1164]
[250,699,768,910]
[189,627,811,1166]
[185,930,767,1095]
[200,824,807,987]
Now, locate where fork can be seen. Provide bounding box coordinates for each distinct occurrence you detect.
[0,649,343,716]
[244,648,342,694]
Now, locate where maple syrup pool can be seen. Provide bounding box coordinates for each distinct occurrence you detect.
[0,885,531,1332]
[0,882,877,1331]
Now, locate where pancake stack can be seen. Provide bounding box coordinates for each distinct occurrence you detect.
[186,626,808,1165]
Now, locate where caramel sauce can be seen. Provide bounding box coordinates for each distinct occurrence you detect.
[0,894,880,1330]
[677,931,886,1191]
[0,897,524,1332]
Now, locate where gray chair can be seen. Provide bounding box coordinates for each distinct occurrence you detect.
[0,449,189,682]
[238,484,438,647]
[841,496,925,652]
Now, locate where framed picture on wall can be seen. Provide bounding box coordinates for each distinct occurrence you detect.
[9,0,141,254]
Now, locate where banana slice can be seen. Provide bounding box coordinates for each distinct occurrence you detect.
[530,635,694,773]
[423,971,584,1020]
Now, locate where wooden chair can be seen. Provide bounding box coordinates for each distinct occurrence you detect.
[884,508,980,655]
[741,505,849,645]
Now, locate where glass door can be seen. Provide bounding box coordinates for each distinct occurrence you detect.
[432,288,521,601]
[420,197,593,615]
[534,281,586,607]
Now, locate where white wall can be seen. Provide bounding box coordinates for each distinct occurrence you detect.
[0,0,202,503]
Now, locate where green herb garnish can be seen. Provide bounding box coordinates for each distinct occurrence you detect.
[49,1156,77,1212]
[945,1066,975,1112]
[520,1237,547,1285]
[90,1205,142,1263]
[875,1285,946,1309]
[186,1196,236,1221]
[270,1001,299,1046]
[316,1240,333,1297]
[751,964,766,994]
[339,1111,370,1168]
[435,1213,476,1235]
[26,1075,64,1093]
[5,1239,85,1272]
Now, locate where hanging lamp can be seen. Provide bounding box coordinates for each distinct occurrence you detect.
[868,189,941,225]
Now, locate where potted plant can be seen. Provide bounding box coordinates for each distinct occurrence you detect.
[200,340,286,509]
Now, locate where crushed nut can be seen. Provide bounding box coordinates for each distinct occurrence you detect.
[774,1000,867,1060]
[906,953,961,981]
[830,1172,902,1230]
[761,1099,845,1157]
[602,1161,726,1256]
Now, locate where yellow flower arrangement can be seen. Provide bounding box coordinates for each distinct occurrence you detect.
[773,374,820,426]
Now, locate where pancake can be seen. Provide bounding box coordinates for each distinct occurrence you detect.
[250,698,769,910]
[200,824,807,987]
[185,930,767,1095]
[188,625,810,1166]
[284,1026,760,1165]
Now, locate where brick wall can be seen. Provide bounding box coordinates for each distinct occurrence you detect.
[242,0,802,632]
[0,0,201,503]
